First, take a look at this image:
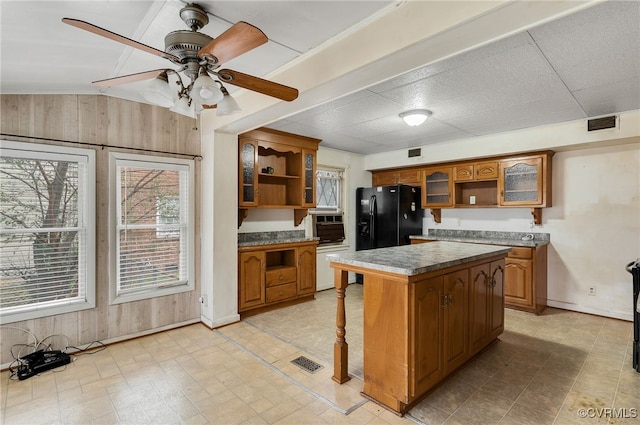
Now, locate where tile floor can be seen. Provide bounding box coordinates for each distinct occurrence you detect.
[1,284,639,425]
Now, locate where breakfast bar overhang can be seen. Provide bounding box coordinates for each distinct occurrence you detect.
[328,241,512,415]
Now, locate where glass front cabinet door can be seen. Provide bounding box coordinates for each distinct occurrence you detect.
[422,167,453,207]
[301,149,316,208]
[239,139,258,207]
[499,156,543,206]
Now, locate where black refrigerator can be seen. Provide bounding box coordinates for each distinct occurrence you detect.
[356,184,423,252]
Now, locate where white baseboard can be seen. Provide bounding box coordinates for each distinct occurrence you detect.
[201,313,240,329]
[547,300,633,322]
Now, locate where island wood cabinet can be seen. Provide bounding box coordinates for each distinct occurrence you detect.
[358,255,505,414]
[504,245,547,314]
[372,168,421,187]
[412,269,470,396]
[238,240,318,316]
[469,260,504,355]
[238,128,321,227]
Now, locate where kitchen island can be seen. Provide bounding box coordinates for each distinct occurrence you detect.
[327,241,511,415]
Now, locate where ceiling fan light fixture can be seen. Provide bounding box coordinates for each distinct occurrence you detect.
[216,86,242,116]
[142,71,174,107]
[190,69,223,104]
[170,96,195,118]
[400,109,432,126]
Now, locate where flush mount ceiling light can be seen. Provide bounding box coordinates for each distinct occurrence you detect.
[400,109,432,126]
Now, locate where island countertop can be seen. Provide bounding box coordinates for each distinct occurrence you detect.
[326,240,511,276]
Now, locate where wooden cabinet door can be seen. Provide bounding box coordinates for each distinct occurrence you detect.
[297,245,316,296]
[301,150,316,208]
[422,167,453,207]
[443,269,469,374]
[239,139,258,207]
[499,156,543,206]
[505,257,533,308]
[372,170,397,186]
[489,260,505,336]
[469,262,490,354]
[238,251,265,311]
[396,169,421,186]
[412,276,444,397]
[475,161,499,180]
[453,164,474,182]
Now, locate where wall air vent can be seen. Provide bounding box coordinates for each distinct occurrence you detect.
[408,148,422,158]
[587,115,617,131]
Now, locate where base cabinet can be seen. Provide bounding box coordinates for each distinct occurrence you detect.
[363,256,504,414]
[238,241,318,315]
[469,260,504,355]
[504,245,547,314]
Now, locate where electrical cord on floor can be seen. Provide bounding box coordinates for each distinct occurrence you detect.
[65,340,107,356]
[2,325,106,380]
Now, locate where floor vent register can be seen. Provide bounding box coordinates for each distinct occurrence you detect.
[291,356,323,374]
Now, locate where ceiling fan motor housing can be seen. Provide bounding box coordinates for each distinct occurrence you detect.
[165,30,213,62]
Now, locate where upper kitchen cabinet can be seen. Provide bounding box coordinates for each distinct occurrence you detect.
[372,167,422,187]
[238,128,321,227]
[454,161,499,182]
[499,152,553,208]
[422,167,453,208]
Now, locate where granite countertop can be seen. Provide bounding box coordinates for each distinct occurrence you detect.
[410,229,550,247]
[326,241,511,276]
[238,230,318,247]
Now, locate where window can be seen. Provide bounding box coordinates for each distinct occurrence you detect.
[315,168,342,212]
[0,141,95,323]
[312,167,345,245]
[110,153,194,304]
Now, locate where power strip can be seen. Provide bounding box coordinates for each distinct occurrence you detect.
[16,350,71,380]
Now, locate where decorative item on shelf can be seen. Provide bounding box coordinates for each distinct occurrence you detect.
[261,167,274,174]
[62,3,299,119]
[399,109,432,126]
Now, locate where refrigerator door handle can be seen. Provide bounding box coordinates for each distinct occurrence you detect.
[369,195,377,248]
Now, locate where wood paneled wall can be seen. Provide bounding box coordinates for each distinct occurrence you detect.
[0,95,202,365]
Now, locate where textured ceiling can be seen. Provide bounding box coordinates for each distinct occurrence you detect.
[1,1,639,155]
[267,0,640,154]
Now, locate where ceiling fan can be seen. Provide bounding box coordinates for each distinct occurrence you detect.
[62,3,299,116]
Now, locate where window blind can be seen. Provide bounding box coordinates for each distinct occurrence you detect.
[116,162,189,295]
[0,147,90,317]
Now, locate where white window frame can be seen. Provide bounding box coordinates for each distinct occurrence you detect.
[312,166,344,214]
[0,140,96,324]
[109,152,195,304]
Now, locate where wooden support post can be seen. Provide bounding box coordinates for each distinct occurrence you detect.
[332,267,350,384]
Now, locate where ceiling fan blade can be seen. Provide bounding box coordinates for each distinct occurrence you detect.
[217,69,298,101]
[62,18,180,62]
[199,22,268,64]
[92,69,168,87]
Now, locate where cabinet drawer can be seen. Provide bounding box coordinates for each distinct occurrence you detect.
[266,282,297,303]
[265,266,297,287]
[508,247,532,259]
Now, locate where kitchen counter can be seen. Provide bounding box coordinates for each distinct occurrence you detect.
[326,241,511,276]
[410,229,550,247]
[238,230,318,247]
[328,241,510,414]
